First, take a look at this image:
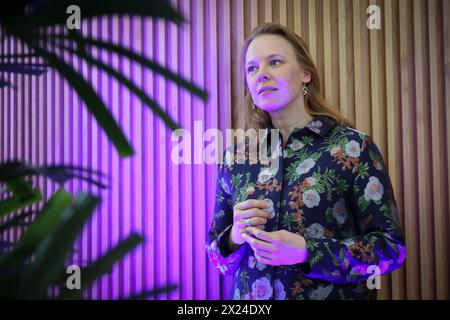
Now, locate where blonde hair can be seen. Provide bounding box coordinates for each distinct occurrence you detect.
[238,23,354,130]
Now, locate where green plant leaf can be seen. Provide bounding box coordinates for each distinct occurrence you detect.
[59,233,144,299]
[0,179,42,218]
[17,193,99,298]
[0,189,73,274]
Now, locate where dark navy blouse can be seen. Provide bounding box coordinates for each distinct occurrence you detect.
[206,114,406,300]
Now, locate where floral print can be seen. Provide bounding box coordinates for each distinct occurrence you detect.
[206,115,406,300]
[252,277,273,300]
[274,279,287,300]
[302,189,321,208]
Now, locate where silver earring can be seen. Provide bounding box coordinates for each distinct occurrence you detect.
[303,83,308,96]
[252,102,256,109]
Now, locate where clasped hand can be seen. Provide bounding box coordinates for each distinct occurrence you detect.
[242,227,309,266]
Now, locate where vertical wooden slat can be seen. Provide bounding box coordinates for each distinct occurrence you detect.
[322,0,332,100]
[399,0,420,299]
[308,0,316,62]
[206,0,221,300]
[384,0,406,300]
[429,0,449,300]
[179,0,193,299]
[279,0,287,26]
[293,0,302,36]
[250,0,259,31]
[413,0,436,300]
[352,0,363,129]
[444,0,450,300]
[338,0,348,116]
[264,0,273,22]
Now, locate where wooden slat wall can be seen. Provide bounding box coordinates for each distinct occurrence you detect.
[1,0,449,299]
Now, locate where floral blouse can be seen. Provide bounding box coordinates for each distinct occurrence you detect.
[206,114,406,300]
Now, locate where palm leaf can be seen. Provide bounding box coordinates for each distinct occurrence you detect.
[0,178,42,217]
[59,233,144,299]
[0,189,73,273]
[16,193,98,298]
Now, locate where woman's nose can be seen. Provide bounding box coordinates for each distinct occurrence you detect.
[257,72,270,82]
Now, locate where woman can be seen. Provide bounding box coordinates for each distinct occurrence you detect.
[206,23,406,300]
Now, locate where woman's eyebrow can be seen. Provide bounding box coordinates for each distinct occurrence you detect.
[246,54,284,65]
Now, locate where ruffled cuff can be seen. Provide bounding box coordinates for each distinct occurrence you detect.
[206,225,247,275]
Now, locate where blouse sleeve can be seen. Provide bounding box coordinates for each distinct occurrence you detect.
[206,158,247,276]
[300,134,407,283]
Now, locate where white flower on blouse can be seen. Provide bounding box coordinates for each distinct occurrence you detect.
[220,178,231,195]
[233,288,240,299]
[263,198,275,219]
[274,279,286,300]
[341,238,355,247]
[309,284,334,300]
[224,149,233,165]
[302,189,321,208]
[364,176,384,201]
[305,223,325,239]
[289,139,304,151]
[251,277,273,300]
[248,256,256,269]
[296,158,316,176]
[307,120,323,134]
[258,167,277,184]
[256,261,267,271]
[345,140,361,158]
[332,199,348,225]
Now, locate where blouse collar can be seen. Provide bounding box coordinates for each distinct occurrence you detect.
[268,114,336,139]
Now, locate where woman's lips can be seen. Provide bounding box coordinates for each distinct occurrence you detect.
[259,89,277,95]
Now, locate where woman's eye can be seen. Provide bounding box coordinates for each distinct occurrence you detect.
[247,60,281,73]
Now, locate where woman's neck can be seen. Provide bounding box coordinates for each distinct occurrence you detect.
[270,101,313,145]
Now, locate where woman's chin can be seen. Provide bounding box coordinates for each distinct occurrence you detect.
[258,104,286,114]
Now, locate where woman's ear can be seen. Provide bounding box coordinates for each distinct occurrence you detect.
[302,70,311,84]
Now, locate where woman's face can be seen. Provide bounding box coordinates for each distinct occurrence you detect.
[245,34,310,113]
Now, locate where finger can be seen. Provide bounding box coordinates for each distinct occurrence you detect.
[246,227,277,244]
[239,208,271,219]
[254,253,274,265]
[234,199,271,211]
[242,233,276,251]
[236,216,268,230]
